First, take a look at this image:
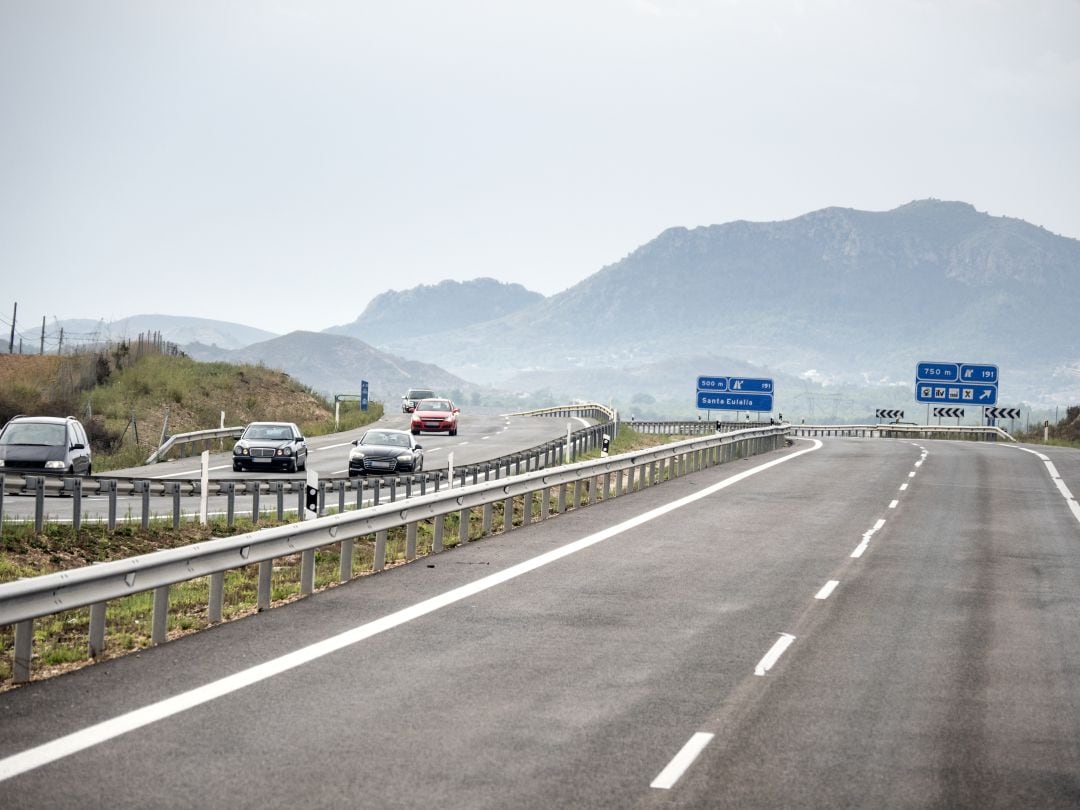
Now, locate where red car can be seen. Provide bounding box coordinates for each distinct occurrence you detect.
[410,398,460,435]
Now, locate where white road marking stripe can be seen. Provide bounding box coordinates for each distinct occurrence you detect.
[650,732,715,790]
[908,471,916,478]
[155,465,230,478]
[900,483,908,491]
[851,518,886,558]
[754,633,796,676]
[1011,447,1080,526]
[889,499,899,509]
[0,440,824,783]
[815,580,839,600]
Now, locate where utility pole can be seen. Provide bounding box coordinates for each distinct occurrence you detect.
[40,316,45,354]
[58,328,64,354]
[8,302,15,353]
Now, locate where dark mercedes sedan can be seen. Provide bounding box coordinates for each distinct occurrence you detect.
[232,422,308,473]
[348,429,423,476]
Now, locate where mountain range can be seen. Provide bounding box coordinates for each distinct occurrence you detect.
[54,200,1080,417]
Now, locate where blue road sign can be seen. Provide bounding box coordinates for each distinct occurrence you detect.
[727,377,773,393]
[697,391,774,412]
[360,380,369,411]
[916,382,997,405]
[697,375,728,391]
[916,362,959,382]
[958,363,998,384]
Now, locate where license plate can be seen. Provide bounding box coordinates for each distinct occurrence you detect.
[253,458,270,463]
[370,461,392,469]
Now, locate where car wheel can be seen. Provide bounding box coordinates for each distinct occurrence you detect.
[411,429,420,435]
[299,454,306,471]
[233,462,242,472]
[288,459,297,473]
[450,428,457,436]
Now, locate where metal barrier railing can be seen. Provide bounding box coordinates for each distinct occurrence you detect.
[0,424,788,684]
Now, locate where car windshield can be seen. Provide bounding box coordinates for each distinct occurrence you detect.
[245,425,292,441]
[0,422,66,446]
[363,431,409,447]
[408,390,434,399]
[420,400,450,412]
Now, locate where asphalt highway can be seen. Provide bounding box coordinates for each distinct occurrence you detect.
[1,437,1079,808]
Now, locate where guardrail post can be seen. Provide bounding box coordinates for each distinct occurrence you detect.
[89,602,106,657]
[502,495,513,533]
[406,522,417,560]
[0,474,5,525]
[340,537,354,581]
[138,480,151,530]
[540,486,550,520]
[556,482,567,514]
[405,478,413,500]
[250,481,261,523]
[373,479,381,506]
[301,549,316,594]
[573,479,583,510]
[389,479,397,503]
[106,478,117,531]
[14,619,33,684]
[297,484,305,518]
[209,572,224,623]
[33,476,45,533]
[603,471,612,500]
[71,477,83,531]
[373,529,388,572]
[355,480,365,511]
[274,481,284,521]
[482,502,493,536]
[225,481,235,528]
[152,585,169,645]
[433,514,445,552]
[318,483,327,517]
[164,481,180,529]
[258,560,272,610]
[337,480,346,514]
[458,508,469,545]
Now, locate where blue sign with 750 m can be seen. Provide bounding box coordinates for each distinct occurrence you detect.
[915,361,998,405]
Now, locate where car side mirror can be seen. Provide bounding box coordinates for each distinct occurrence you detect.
[296,437,305,443]
[414,444,423,450]
[352,439,359,446]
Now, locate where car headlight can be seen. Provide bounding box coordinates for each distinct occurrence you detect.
[45,460,66,470]
[233,444,247,456]
[350,451,365,461]
[396,453,413,462]
[277,447,293,456]
[0,459,5,468]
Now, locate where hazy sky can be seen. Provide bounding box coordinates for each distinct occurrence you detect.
[2,0,1078,340]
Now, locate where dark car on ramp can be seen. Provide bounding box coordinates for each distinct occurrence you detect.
[348,429,423,476]
[232,422,308,473]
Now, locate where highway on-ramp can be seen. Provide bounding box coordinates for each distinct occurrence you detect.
[2,437,1079,808]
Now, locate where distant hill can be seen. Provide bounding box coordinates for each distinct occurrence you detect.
[324,278,544,343]
[376,200,1080,407]
[57,314,278,351]
[184,330,486,404]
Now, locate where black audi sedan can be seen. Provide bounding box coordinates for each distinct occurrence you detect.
[348,429,423,476]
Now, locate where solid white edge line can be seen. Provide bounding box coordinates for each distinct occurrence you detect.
[754,632,796,676]
[1011,446,1080,526]
[0,440,824,783]
[815,580,840,600]
[650,732,715,790]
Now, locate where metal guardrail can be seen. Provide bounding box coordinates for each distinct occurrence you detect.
[0,424,788,684]
[788,423,1016,442]
[144,426,246,464]
[0,418,615,531]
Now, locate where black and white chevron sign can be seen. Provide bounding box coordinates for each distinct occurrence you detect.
[933,407,965,418]
[984,407,1021,419]
[875,409,904,419]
